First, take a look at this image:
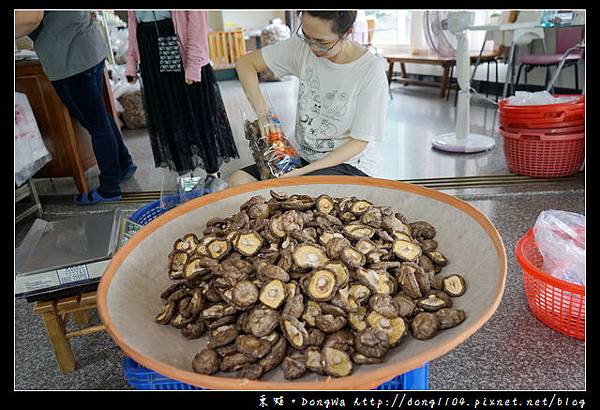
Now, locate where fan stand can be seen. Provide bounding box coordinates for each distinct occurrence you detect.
[432,26,495,153]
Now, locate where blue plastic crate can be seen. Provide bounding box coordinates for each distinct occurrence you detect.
[123,357,428,390]
[125,195,430,390]
[129,190,206,226]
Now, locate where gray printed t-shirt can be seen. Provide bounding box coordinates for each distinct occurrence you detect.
[30,11,108,81]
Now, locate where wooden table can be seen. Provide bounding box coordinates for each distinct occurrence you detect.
[32,291,105,373]
[385,52,500,99]
[15,59,120,194]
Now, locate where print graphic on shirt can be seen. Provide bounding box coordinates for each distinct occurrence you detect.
[318,118,338,139]
[323,90,348,116]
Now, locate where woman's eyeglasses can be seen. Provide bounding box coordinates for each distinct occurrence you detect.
[295,24,343,53]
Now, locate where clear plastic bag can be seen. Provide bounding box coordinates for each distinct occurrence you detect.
[506,91,580,106]
[533,210,585,286]
[242,106,302,180]
[15,92,52,186]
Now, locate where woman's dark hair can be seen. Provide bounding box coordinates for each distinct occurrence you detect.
[298,11,358,36]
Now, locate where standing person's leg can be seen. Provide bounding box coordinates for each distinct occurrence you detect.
[91,61,137,180]
[51,61,124,202]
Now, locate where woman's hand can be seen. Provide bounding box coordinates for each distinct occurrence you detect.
[257,114,280,138]
[185,79,196,85]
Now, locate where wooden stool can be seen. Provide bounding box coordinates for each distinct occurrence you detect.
[32,291,106,373]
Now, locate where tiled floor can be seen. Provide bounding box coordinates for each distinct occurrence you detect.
[33,77,511,196]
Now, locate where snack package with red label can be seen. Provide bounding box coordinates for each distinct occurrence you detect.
[244,110,302,180]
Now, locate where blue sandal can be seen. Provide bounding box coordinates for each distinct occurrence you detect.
[74,189,122,205]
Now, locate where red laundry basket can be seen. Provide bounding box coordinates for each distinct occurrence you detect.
[499,127,584,178]
[515,229,585,340]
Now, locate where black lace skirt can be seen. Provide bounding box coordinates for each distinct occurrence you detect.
[137,18,239,174]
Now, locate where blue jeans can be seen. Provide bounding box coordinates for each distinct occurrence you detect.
[52,60,132,196]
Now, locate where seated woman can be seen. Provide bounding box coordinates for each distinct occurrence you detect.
[229,10,389,186]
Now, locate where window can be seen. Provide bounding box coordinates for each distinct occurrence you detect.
[364,10,411,46]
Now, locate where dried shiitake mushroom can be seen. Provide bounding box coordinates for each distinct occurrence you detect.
[159,191,468,380]
[350,200,372,215]
[259,280,287,309]
[411,312,441,340]
[382,215,412,236]
[282,351,307,380]
[169,250,188,280]
[344,224,376,241]
[302,300,322,327]
[182,318,206,339]
[184,257,209,280]
[442,274,466,297]
[325,263,350,288]
[349,283,371,305]
[316,194,335,215]
[324,237,350,261]
[233,231,263,257]
[331,287,359,313]
[393,240,422,262]
[418,255,436,273]
[348,306,368,332]
[322,347,353,377]
[170,312,196,329]
[208,325,239,349]
[315,313,347,333]
[206,239,231,260]
[428,250,449,266]
[392,295,416,318]
[369,294,399,319]
[282,293,305,319]
[220,352,254,372]
[356,268,395,295]
[305,347,325,375]
[355,239,378,255]
[259,337,287,373]
[155,301,177,325]
[281,315,309,349]
[410,221,436,241]
[436,308,466,330]
[247,306,280,338]
[319,231,344,246]
[181,289,204,317]
[293,244,329,269]
[192,348,221,375]
[417,293,451,312]
[231,280,259,309]
[397,263,423,299]
[352,353,383,364]
[355,328,389,359]
[235,334,272,359]
[307,270,337,301]
[238,363,264,380]
[367,311,407,346]
[341,247,366,269]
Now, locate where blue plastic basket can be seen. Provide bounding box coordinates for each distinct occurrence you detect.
[122,357,428,390]
[125,195,430,390]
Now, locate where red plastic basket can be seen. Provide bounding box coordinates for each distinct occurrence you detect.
[498,94,585,129]
[499,127,585,178]
[515,229,585,340]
